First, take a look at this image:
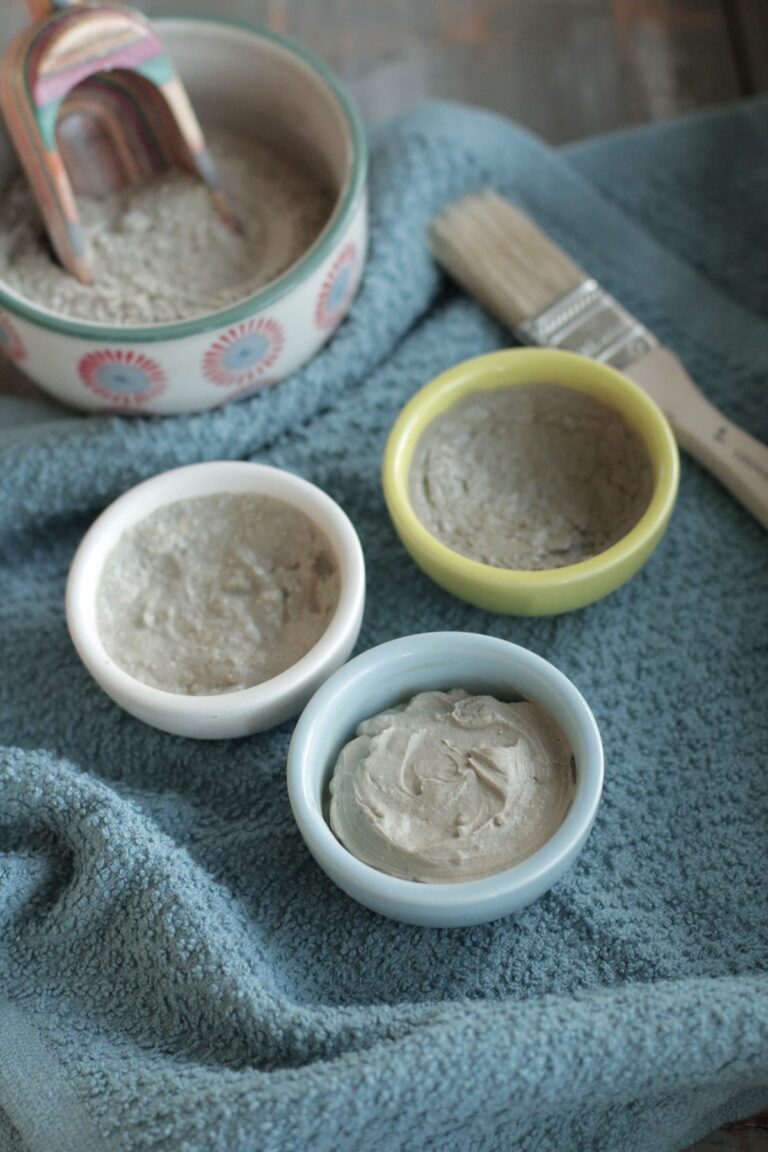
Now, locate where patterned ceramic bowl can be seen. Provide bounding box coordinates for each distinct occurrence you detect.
[0,19,367,415]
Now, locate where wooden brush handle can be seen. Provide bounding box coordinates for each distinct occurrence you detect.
[628,346,768,531]
[677,405,768,531]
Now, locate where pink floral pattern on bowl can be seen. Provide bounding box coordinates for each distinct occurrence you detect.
[78,349,168,408]
[202,318,284,388]
[0,310,26,362]
[315,242,359,331]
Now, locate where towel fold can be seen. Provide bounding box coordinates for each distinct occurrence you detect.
[1,97,766,1152]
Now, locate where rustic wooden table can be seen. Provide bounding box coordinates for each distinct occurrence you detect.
[0,2,766,1146]
[142,0,768,141]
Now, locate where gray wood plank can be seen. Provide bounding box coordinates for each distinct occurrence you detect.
[613,0,742,122]
[129,0,743,142]
[726,0,768,94]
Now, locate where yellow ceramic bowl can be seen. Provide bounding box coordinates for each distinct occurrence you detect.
[382,349,679,616]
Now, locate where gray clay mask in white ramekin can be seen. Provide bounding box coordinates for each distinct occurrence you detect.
[66,461,366,738]
[0,19,368,415]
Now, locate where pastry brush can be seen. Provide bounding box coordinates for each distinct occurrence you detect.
[431,190,768,530]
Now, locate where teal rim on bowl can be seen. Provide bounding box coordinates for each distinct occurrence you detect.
[287,632,604,927]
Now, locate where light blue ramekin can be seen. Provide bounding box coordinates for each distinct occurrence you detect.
[287,632,604,927]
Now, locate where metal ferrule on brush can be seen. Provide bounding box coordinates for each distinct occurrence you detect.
[516,279,658,371]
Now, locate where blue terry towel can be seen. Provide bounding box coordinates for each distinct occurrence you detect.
[0,98,767,1152]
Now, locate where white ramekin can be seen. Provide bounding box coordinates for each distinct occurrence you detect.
[288,632,604,927]
[66,461,365,738]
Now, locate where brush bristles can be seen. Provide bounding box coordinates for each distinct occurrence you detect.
[430,190,586,329]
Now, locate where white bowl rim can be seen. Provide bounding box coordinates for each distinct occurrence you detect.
[0,17,368,343]
[66,461,366,724]
[287,631,604,913]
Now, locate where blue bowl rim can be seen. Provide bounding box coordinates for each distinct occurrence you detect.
[287,631,604,915]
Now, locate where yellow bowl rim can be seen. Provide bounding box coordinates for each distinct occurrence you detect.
[382,348,680,595]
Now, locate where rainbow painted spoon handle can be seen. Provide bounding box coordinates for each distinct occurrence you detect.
[1,1,235,283]
[26,1,84,16]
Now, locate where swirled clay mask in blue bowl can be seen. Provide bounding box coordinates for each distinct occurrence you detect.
[328,687,576,884]
[287,632,604,927]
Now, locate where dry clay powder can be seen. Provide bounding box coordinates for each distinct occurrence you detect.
[97,493,340,696]
[410,385,654,570]
[0,127,334,325]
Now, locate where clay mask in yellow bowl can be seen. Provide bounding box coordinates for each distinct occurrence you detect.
[382,348,679,616]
